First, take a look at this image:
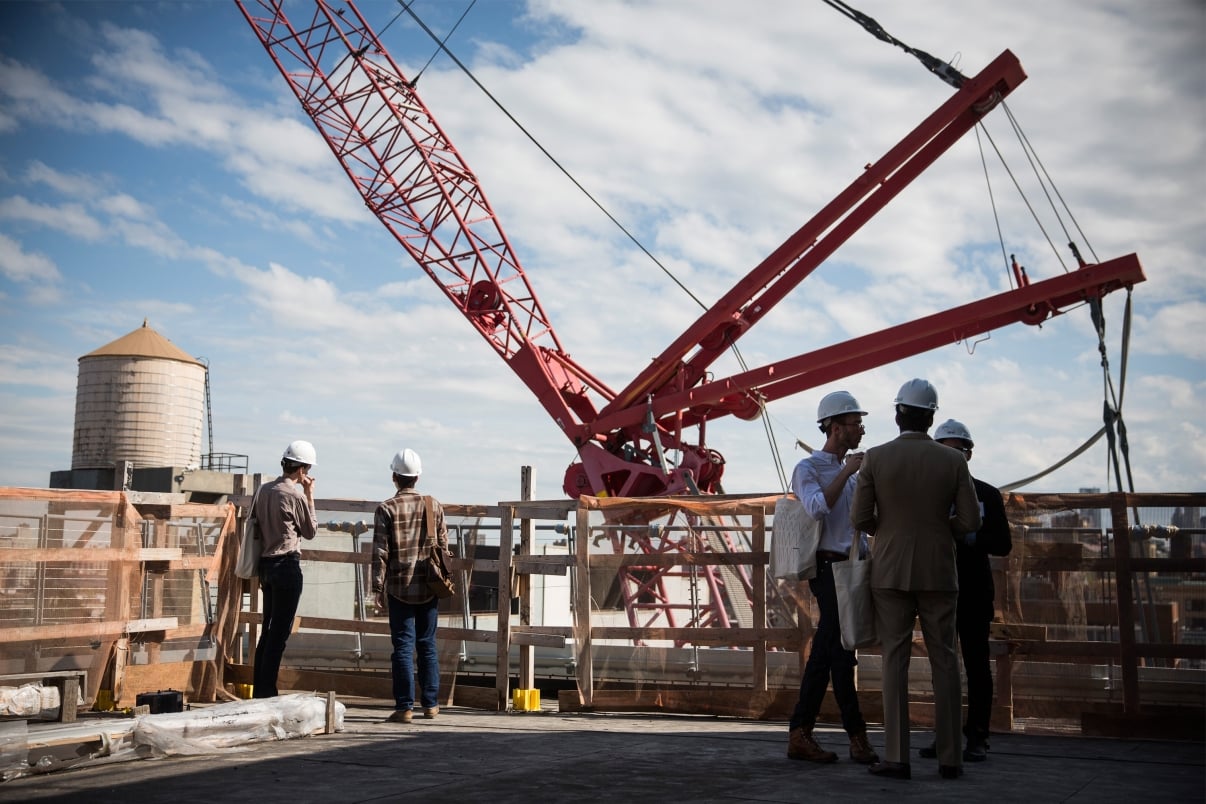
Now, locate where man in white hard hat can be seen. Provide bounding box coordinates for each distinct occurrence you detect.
[372,448,449,723]
[786,391,879,765]
[253,440,318,698]
[851,380,981,781]
[919,420,1012,763]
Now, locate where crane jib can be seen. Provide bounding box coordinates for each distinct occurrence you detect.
[237,1,1145,500]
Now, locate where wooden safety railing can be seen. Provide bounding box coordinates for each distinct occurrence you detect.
[3,486,1203,737]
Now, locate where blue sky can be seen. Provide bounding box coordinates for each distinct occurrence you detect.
[1,0,1203,504]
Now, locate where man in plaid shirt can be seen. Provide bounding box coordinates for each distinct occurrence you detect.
[372,448,449,723]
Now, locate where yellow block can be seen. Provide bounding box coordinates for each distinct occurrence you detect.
[234,683,254,699]
[94,689,115,712]
[512,688,540,711]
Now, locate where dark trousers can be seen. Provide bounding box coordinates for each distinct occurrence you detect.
[789,558,866,736]
[253,554,303,698]
[957,603,992,741]
[387,594,441,711]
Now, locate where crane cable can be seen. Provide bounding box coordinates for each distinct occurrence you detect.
[971,119,1138,494]
[819,0,968,89]
[972,103,1139,497]
[825,0,1138,496]
[377,1,477,87]
[998,292,1134,493]
[394,1,707,311]
[393,0,788,492]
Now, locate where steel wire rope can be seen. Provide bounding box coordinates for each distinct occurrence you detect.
[970,115,1070,277]
[988,87,1138,499]
[394,1,789,493]
[764,0,982,492]
[377,0,477,88]
[965,66,1148,642]
[824,0,1140,496]
[395,2,707,310]
[980,119,1137,493]
[1002,103,1102,265]
[982,104,1138,495]
[819,0,968,89]
[973,126,1012,289]
[970,109,1138,493]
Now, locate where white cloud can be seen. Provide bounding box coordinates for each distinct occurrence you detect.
[0,196,107,241]
[24,161,101,196]
[1141,301,1206,360]
[0,232,60,284]
[97,193,155,221]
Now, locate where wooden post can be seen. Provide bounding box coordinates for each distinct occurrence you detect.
[1109,493,1140,714]
[518,467,535,693]
[752,505,768,692]
[146,516,166,668]
[56,675,80,724]
[574,503,593,706]
[231,475,248,667]
[244,474,263,668]
[107,495,138,706]
[496,505,514,711]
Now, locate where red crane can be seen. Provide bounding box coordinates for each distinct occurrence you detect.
[236,0,1145,635]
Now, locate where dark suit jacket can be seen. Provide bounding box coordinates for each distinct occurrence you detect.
[850,432,981,591]
[955,476,1012,618]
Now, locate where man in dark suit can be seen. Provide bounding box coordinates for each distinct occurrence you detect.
[921,419,1012,762]
[850,379,981,781]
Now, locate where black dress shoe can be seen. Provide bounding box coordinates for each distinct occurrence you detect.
[939,764,963,779]
[963,739,987,762]
[918,742,937,759]
[868,761,911,780]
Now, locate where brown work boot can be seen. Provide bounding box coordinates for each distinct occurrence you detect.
[849,730,879,764]
[788,727,838,763]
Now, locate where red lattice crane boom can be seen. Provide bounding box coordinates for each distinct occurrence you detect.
[236,1,1145,504]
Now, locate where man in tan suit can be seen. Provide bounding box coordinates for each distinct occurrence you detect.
[850,379,981,781]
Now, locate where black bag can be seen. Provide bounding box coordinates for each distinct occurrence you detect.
[421,495,455,599]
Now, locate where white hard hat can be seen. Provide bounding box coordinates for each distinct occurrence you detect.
[390,448,422,477]
[282,440,317,466]
[894,378,939,411]
[816,390,868,422]
[934,419,974,447]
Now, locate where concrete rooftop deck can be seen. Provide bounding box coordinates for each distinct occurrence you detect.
[3,697,1202,803]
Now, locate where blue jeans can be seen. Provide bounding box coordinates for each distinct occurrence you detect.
[254,553,303,698]
[387,594,440,711]
[789,558,867,736]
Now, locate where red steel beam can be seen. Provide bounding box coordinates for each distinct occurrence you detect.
[598,49,1028,423]
[587,254,1145,435]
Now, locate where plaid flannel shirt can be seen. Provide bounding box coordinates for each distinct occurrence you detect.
[372,489,448,604]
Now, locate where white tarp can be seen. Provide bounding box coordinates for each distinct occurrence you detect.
[0,683,83,719]
[3,693,344,781]
[133,693,345,755]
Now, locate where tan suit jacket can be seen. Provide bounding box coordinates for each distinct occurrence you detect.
[850,432,981,591]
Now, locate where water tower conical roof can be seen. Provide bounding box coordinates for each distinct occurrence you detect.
[81,319,201,365]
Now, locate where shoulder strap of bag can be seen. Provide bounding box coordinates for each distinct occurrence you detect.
[247,485,262,523]
[422,495,437,549]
